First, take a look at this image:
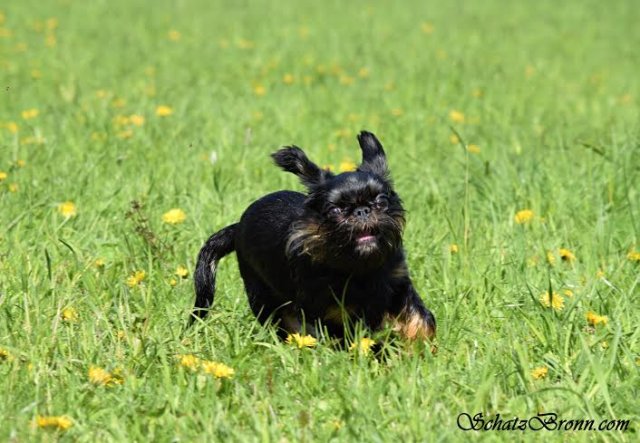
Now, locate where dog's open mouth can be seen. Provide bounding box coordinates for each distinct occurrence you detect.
[355,233,376,244]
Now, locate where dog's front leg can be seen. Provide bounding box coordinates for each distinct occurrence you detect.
[388,282,436,341]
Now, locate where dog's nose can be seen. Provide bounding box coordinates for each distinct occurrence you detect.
[354,206,371,220]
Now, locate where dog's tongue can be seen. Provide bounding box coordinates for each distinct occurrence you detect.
[356,233,375,243]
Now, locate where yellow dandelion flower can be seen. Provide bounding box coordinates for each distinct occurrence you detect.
[539,291,564,311]
[449,110,465,123]
[61,307,78,323]
[169,278,178,287]
[58,201,77,218]
[16,159,26,168]
[282,73,294,85]
[237,38,255,49]
[596,269,605,278]
[563,289,574,298]
[126,270,146,287]
[88,366,122,386]
[129,114,145,126]
[358,67,370,78]
[349,337,375,354]
[450,244,459,254]
[467,144,480,154]
[531,366,548,380]
[586,311,608,327]
[46,18,59,31]
[168,30,181,41]
[559,248,575,262]
[420,22,435,34]
[0,347,14,362]
[546,251,556,266]
[253,85,267,96]
[21,109,39,120]
[449,134,460,144]
[156,105,173,117]
[0,171,7,181]
[177,354,200,370]
[514,209,534,224]
[627,251,640,262]
[175,265,189,279]
[201,360,235,379]
[338,160,357,173]
[162,208,186,225]
[339,75,354,86]
[286,333,317,348]
[35,416,73,430]
[8,183,18,193]
[6,122,18,134]
[94,258,106,269]
[116,330,126,340]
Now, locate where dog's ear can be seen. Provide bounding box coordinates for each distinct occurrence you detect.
[271,146,333,188]
[357,131,388,177]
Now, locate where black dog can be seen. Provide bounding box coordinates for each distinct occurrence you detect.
[192,131,435,343]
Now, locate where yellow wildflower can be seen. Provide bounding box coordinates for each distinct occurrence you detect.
[339,75,354,86]
[117,129,133,139]
[450,244,459,254]
[546,251,556,265]
[88,366,122,386]
[168,30,181,41]
[21,109,39,120]
[286,333,317,348]
[349,337,375,354]
[58,201,77,218]
[531,366,548,380]
[16,159,26,168]
[162,208,187,224]
[559,248,575,262]
[176,265,189,278]
[8,183,18,192]
[563,289,574,298]
[467,144,480,154]
[421,22,435,34]
[627,251,640,262]
[0,347,14,362]
[514,209,534,224]
[126,270,146,287]
[178,354,200,370]
[253,85,266,96]
[6,122,18,133]
[449,110,465,123]
[586,311,608,327]
[358,67,370,78]
[0,171,6,181]
[282,73,294,85]
[35,416,73,430]
[201,360,235,379]
[129,114,145,126]
[449,134,460,144]
[338,160,357,173]
[169,278,177,287]
[155,105,173,117]
[94,258,106,269]
[61,307,78,323]
[539,291,564,311]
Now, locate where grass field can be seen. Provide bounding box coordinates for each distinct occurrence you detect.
[1,0,639,441]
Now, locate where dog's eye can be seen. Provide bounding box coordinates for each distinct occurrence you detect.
[329,207,342,216]
[374,195,389,210]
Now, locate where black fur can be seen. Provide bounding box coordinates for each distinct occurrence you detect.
[192,131,436,342]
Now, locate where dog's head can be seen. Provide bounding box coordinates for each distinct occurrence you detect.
[272,131,405,271]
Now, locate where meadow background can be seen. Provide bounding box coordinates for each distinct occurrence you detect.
[1,0,639,441]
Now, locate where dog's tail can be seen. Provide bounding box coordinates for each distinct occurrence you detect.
[191,223,238,324]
